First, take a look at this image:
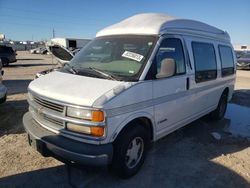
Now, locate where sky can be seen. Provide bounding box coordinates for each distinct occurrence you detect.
[0,0,249,44]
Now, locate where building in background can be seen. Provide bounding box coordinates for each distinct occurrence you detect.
[233,44,250,52]
[50,38,91,50]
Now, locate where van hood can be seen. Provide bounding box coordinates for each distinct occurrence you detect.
[47,44,74,64]
[28,71,125,107]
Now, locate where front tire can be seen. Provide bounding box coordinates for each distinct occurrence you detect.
[110,125,150,178]
[210,92,228,120]
[1,58,9,67]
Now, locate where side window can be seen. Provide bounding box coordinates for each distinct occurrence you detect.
[192,42,217,83]
[219,45,235,77]
[155,38,186,78]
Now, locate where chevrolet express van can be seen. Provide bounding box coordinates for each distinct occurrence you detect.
[23,13,236,178]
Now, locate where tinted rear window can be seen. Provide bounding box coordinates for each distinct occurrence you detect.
[219,45,234,76]
[192,42,217,82]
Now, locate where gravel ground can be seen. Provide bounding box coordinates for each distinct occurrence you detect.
[0,51,249,188]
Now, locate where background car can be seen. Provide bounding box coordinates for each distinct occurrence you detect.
[0,59,7,103]
[0,45,17,66]
[30,47,48,54]
[237,53,250,70]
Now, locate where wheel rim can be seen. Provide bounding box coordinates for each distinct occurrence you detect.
[125,137,144,169]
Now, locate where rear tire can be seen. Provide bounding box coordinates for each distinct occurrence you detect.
[210,92,228,120]
[110,124,150,179]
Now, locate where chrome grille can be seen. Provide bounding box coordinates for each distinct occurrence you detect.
[32,109,64,130]
[33,95,64,113]
[43,114,64,127]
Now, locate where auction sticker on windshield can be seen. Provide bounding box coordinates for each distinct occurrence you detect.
[122,51,144,62]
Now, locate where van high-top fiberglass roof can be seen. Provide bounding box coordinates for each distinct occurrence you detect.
[96,13,230,42]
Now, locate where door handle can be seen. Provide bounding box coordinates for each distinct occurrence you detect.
[186,77,190,90]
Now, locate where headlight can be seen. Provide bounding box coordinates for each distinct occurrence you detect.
[67,123,91,134]
[67,107,105,122]
[67,107,92,120]
[67,123,105,137]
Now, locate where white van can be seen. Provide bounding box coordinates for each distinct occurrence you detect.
[23,13,236,178]
[0,59,7,103]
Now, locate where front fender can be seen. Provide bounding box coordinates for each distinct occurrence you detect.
[109,111,156,143]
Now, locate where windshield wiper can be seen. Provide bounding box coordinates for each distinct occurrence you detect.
[88,67,119,81]
[64,63,78,74]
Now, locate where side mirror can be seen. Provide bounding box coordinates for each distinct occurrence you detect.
[156,58,176,79]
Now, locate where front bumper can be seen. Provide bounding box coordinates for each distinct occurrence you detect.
[23,112,113,166]
[237,63,250,70]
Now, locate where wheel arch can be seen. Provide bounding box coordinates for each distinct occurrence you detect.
[110,112,155,143]
[222,87,229,100]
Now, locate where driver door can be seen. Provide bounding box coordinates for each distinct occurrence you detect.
[152,36,193,138]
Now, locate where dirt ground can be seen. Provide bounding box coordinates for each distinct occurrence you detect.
[0,51,249,188]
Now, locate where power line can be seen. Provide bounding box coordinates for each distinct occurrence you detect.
[52,28,55,38]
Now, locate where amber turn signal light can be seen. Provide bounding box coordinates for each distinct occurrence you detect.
[90,126,105,137]
[92,111,104,122]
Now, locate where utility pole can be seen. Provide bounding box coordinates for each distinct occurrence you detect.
[52,28,55,38]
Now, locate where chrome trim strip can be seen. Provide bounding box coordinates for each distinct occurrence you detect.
[33,96,64,112]
[31,111,61,134]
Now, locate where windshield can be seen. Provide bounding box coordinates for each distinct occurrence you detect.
[66,35,157,81]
